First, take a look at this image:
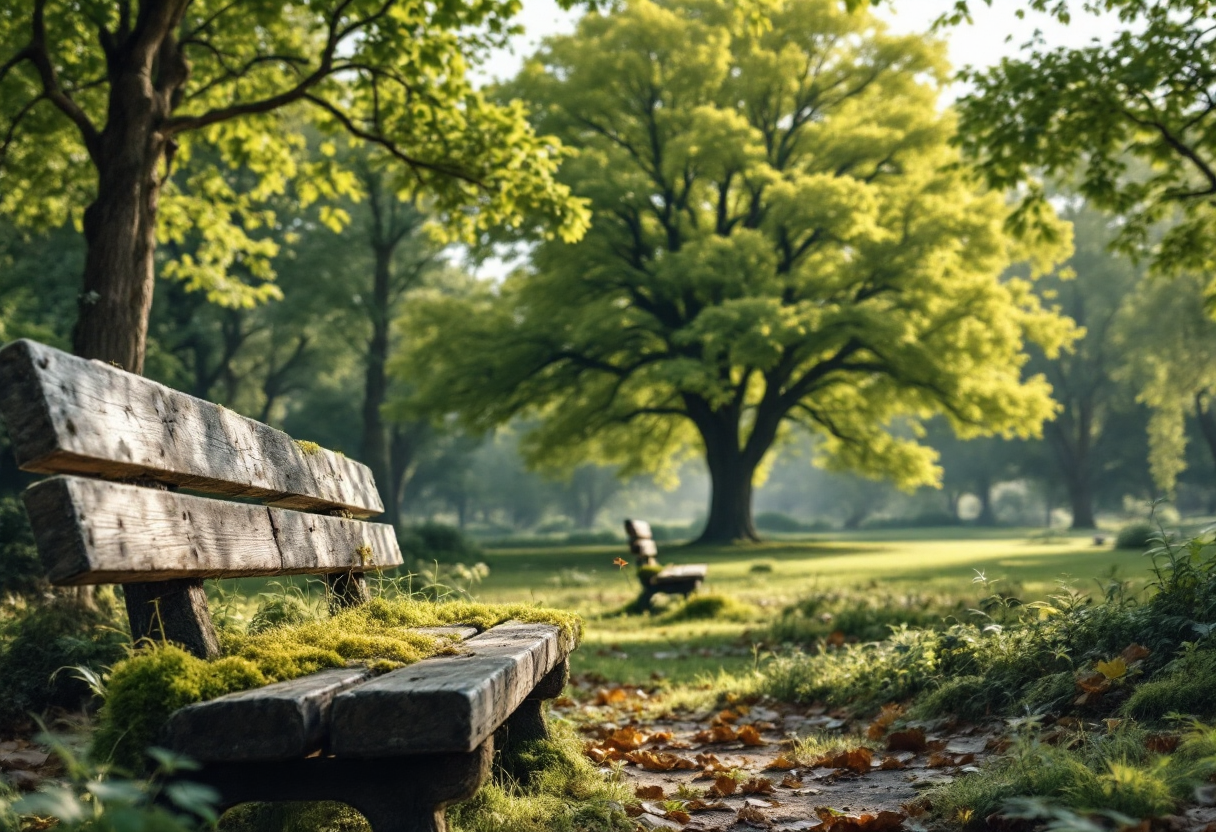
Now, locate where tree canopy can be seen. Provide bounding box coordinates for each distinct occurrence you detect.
[943,0,1216,288]
[396,0,1077,543]
[0,0,588,371]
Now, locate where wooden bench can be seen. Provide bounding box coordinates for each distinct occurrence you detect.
[624,519,707,609]
[0,339,572,832]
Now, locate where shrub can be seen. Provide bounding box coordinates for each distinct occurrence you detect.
[749,559,777,574]
[660,593,756,623]
[862,511,960,530]
[1123,647,1216,722]
[0,495,45,600]
[398,523,482,564]
[0,594,129,730]
[1116,522,1157,550]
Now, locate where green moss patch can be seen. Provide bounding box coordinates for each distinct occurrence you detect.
[94,597,582,771]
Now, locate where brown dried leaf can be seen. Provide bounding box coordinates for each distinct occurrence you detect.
[817,747,873,775]
[1122,644,1152,665]
[664,810,691,824]
[765,754,799,771]
[713,709,742,725]
[604,727,648,752]
[1076,671,1112,694]
[738,725,767,746]
[737,805,772,828]
[866,704,904,740]
[780,773,803,788]
[741,777,776,795]
[926,752,954,768]
[685,799,730,813]
[707,774,738,797]
[594,687,629,706]
[1146,733,1180,754]
[879,755,907,771]
[635,785,665,799]
[886,728,927,754]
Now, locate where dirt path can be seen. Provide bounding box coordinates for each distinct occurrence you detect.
[560,676,999,831]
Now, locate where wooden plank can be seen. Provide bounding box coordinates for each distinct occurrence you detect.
[329,622,571,757]
[657,564,707,580]
[164,667,372,762]
[0,339,383,516]
[163,627,479,762]
[624,519,652,540]
[630,539,658,557]
[23,476,402,585]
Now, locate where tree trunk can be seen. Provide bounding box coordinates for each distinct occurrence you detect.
[975,475,996,526]
[361,245,396,528]
[1195,395,1216,483]
[1065,474,1096,529]
[73,76,168,374]
[696,440,760,544]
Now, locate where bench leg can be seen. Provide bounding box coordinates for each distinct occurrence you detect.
[186,740,492,832]
[505,659,569,746]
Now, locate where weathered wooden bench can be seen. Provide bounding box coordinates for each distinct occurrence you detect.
[0,339,572,832]
[624,519,707,609]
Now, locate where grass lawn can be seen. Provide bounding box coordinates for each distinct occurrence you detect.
[468,529,1153,686]
[210,528,1154,687]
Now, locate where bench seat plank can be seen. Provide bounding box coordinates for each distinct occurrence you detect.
[656,564,708,581]
[0,339,383,516]
[23,476,402,585]
[163,627,479,762]
[329,622,570,757]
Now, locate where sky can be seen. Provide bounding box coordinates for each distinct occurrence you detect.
[465,0,1125,278]
[478,0,1123,88]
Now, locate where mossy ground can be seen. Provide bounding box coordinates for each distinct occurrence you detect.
[94,597,582,772]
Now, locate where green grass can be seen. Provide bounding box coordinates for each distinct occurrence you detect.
[208,531,1147,687]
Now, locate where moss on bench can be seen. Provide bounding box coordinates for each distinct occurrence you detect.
[94,597,582,771]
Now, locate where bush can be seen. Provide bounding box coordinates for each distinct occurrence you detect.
[1116,522,1157,550]
[659,593,756,623]
[0,594,129,729]
[0,495,45,600]
[398,523,482,564]
[862,511,960,530]
[1123,647,1216,722]
[563,530,620,546]
[753,512,824,533]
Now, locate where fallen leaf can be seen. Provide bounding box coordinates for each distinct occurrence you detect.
[685,799,730,812]
[826,630,846,648]
[741,777,776,795]
[879,756,906,771]
[1076,671,1112,694]
[613,557,629,569]
[866,704,904,740]
[707,774,738,797]
[635,785,666,799]
[926,752,954,768]
[780,774,803,788]
[664,809,691,824]
[1096,657,1128,680]
[737,805,772,828]
[765,754,799,771]
[713,709,741,725]
[626,750,699,771]
[816,747,873,775]
[594,687,629,706]
[693,725,738,744]
[1146,734,1180,754]
[1122,644,1152,664]
[886,728,927,754]
[738,725,767,746]
[604,727,648,752]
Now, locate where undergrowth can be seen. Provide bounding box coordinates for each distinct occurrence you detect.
[94,596,582,772]
[929,722,1216,824]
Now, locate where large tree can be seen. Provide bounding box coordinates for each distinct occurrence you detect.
[942,0,1216,288]
[397,0,1076,544]
[0,0,587,373]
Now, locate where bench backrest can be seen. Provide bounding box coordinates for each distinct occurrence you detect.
[0,340,402,654]
[624,518,658,565]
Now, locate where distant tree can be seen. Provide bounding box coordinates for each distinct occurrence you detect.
[398,0,1075,544]
[0,0,587,372]
[1118,270,1216,495]
[559,465,625,529]
[1025,204,1145,528]
[944,0,1216,288]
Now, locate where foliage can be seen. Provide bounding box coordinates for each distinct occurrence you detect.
[769,587,969,644]
[1123,645,1216,722]
[1117,271,1216,493]
[396,0,1076,542]
[0,0,589,294]
[0,735,219,832]
[94,596,582,772]
[0,594,129,729]
[950,0,1216,288]
[399,522,484,564]
[929,722,1216,824]
[658,594,757,624]
[1115,523,1156,551]
[0,494,44,600]
[754,513,827,534]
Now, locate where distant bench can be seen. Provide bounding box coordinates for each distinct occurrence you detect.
[624,519,707,609]
[0,339,572,832]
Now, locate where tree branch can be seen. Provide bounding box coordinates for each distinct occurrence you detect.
[28,0,100,158]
